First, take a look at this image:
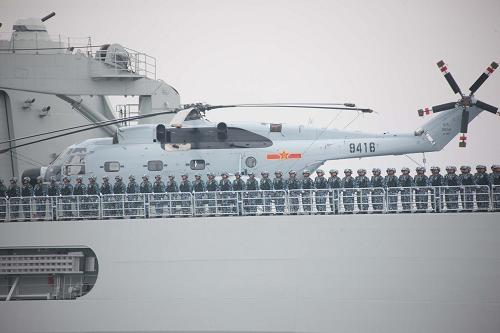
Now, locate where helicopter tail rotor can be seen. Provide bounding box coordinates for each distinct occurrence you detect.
[418,60,498,147]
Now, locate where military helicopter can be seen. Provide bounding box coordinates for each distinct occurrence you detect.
[1,60,498,182]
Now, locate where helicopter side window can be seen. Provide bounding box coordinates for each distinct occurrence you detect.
[245,157,257,168]
[190,160,205,170]
[147,160,164,172]
[104,161,121,172]
[63,151,86,176]
[270,124,282,133]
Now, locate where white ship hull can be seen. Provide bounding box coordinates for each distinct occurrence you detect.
[1,213,499,333]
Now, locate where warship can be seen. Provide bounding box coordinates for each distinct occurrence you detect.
[0,15,499,333]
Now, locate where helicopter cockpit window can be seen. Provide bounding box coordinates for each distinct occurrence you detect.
[104,161,121,172]
[245,156,257,168]
[63,149,86,176]
[190,160,205,170]
[270,124,282,133]
[147,160,163,172]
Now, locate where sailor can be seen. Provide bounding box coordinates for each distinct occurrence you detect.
[112,175,126,218]
[100,176,113,218]
[300,170,314,214]
[60,176,74,218]
[370,168,384,213]
[490,165,500,211]
[232,172,245,215]
[314,169,328,214]
[126,175,141,217]
[21,176,34,220]
[458,166,475,212]
[413,167,429,212]
[179,174,192,215]
[192,174,206,215]
[205,173,218,215]
[0,179,6,221]
[442,166,459,212]
[341,169,355,213]
[33,176,47,220]
[384,168,399,213]
[327,169,341,214]
[6,178,21,221]
[260,171,273,214]
[140,174,153,194]
[273,171,286,214]
[86,176,100,218]
[245,172,259,215]
[354,168,370,213]
[73,176,87,218]
[428,166,443,212]
[46,176,60,219]
[219,172,233,214]
[152,175,166,217]
[286,170,301,214]
[473,165,490,211]
[398,167,413,213]
[166,175,179,216]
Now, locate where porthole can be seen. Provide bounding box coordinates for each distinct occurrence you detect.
[245,156,257,168]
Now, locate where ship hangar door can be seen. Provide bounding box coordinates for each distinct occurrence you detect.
[0,91,15,179]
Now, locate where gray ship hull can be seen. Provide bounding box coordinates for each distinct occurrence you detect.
[1,213,500,333]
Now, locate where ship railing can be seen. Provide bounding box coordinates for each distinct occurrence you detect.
[336,187,388,214]
[434,185,491,212]
[284,189,330,215]
[3,196,56,222]
[101,194,146,219]
[493,185,500,212]
[0,273,97,301]
[147,193,194,218]
[0,197,9,222]
[385,186,437,213]
[239,190,288,216]
[192,191,239,217]
[55,195,101,220]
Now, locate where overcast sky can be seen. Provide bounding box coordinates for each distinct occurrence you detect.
[1,0,499,173]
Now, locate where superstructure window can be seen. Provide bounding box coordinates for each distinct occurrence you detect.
[190,160,205,170]
[147,160,164,171]
[104,161,120,172]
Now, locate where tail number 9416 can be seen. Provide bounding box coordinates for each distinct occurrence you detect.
[349,142,376,154]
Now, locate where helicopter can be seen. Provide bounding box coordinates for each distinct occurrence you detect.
[1,60,498,183]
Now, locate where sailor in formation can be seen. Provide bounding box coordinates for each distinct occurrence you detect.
[328,169,341,214]
[413,167,429,212]
[341,169,355,213]
[370,168,384,213]
[458,166,474,212]
[314,169,328,214]
[428,166,443,213]
[3,162,500,221]
[474,165,490,211]
[286,170,301,214]
[384,168,399,213]
[355,168,370,213]
[443,166,459,212]
[272,171,286,214]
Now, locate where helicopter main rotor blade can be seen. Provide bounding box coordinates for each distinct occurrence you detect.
[0,108,181,154]
[205,104,373,113]
[437,60,462,95]
[431,102,456,113]
[469,62,498,95]
[475,100,498,114]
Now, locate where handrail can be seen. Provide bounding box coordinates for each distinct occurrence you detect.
[0,186,498,222]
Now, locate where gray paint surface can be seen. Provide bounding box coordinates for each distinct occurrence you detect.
[0,213,499,333]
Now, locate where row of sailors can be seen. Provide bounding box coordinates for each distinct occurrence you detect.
[1,165,500,198]
[1,165,499,218]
